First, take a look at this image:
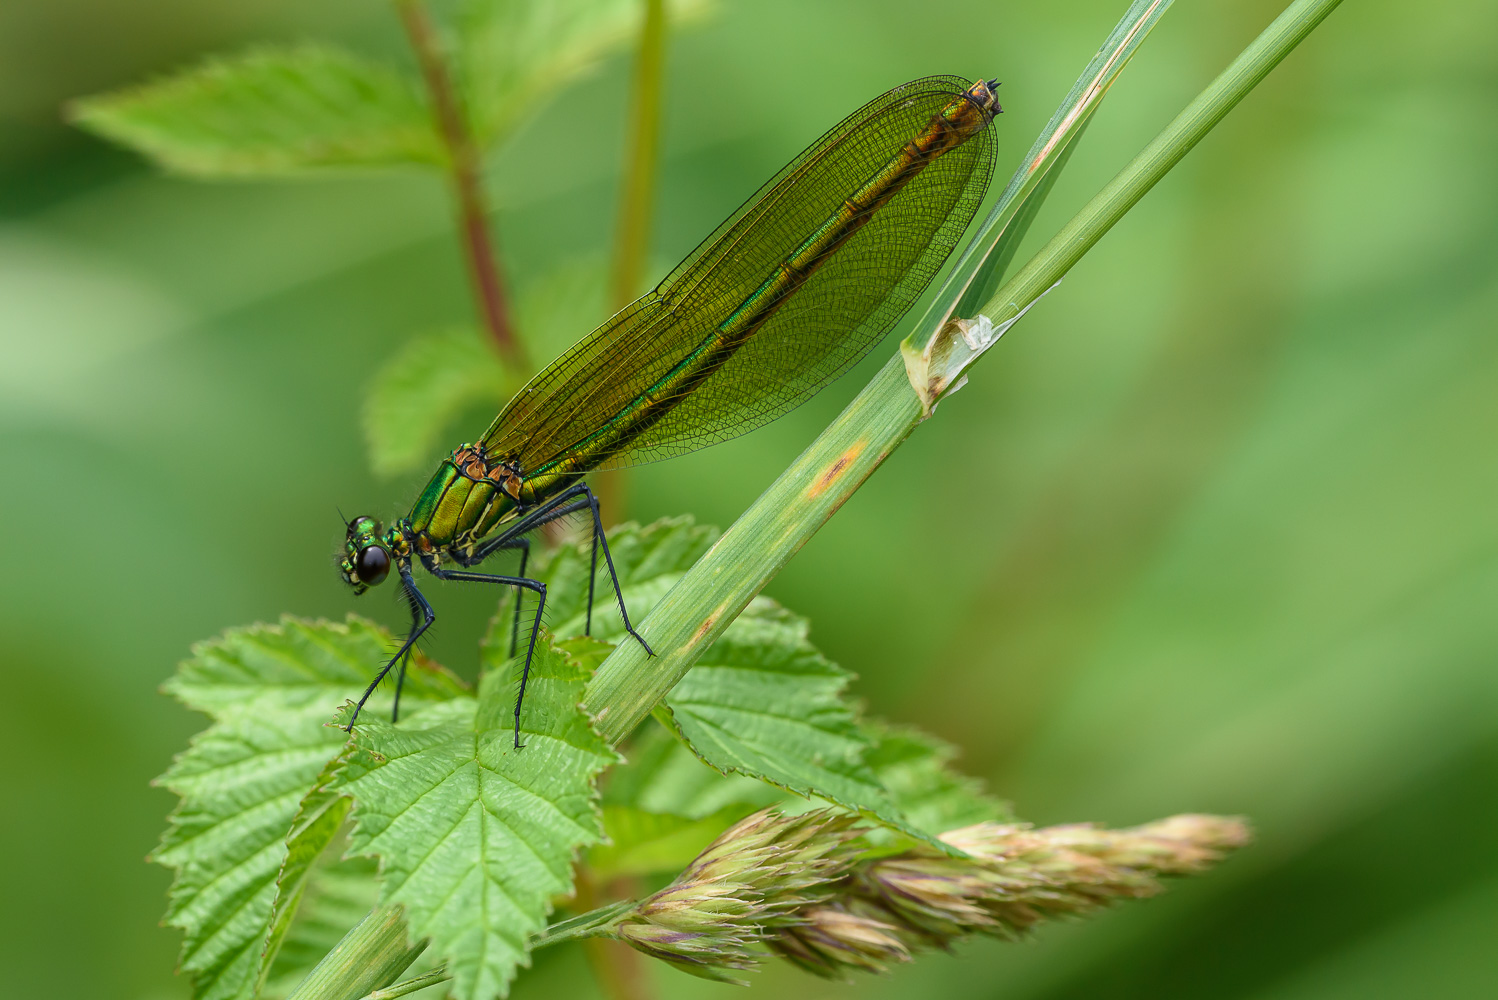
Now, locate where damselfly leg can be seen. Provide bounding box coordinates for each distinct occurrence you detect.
[421,558,546,748]
[463,482,653,656]
[347,566,434,730]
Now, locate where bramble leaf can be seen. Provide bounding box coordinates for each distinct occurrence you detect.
[336,637,618,1000]
[70,45,441,176]
[155,616,464,1000]
[862,721,1012,836]
[657,605,930,842]
[363,327,509,477]
[457,0,715,147]
[163,614,467,723]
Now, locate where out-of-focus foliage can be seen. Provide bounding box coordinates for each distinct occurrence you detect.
[363,325,508,476]
[69,46,443,176]
[864,723,1014,835]
[366,262,610,477]
[458,0,716,146]
[66,0,716,180]
[4,0,1497,999]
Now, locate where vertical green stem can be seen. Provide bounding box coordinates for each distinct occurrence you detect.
[285,904,424,1000]
[396,0,527,371]
[598,0,669,524]
[610,0,668,311]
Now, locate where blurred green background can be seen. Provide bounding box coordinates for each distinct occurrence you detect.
[3,0,1496,997]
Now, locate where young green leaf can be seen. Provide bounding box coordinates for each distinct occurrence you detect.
[658,605,930,843]
[862,722,1013,836]
[155,616,464,1000]
[70,45,442,176]
[335,638,619,1000]
[363,327,509,478]
[456,0,715,148]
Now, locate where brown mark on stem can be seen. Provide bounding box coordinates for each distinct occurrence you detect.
[806,441,867,499]
[689,610,722,649]
[397,0,528,372]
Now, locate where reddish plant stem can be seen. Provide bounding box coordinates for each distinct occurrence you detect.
[397,0,527,371]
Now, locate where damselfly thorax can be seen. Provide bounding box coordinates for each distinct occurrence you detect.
[403,443,528,559]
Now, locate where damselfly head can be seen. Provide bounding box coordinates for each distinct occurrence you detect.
[965,78,1002,115]
[340,515,390,594]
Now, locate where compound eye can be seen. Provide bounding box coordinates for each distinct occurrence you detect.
[355,545,390,586]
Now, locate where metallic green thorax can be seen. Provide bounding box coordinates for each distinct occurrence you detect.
[402,447,534,559]
[400,81,997,560]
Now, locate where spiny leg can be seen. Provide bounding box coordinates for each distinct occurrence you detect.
[450,532,539,657]
[578,484,652,656]
[348,565,434,730]
[464,490,605,631]
[390,574,426,721]
[425,559,546,749]
[510,538,529,657]
[587,512,599,636]
[500,483,650,654]
[457,482,652,657]
[464,494,591,563]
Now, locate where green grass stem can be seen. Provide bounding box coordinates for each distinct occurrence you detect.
[284,903,424,1000]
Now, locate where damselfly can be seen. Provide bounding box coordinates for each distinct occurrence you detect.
[340,76,1000,745]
